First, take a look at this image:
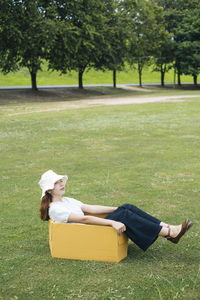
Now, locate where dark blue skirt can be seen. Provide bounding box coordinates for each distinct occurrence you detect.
[105,204,162,251]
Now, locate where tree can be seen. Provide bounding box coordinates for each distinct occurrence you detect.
[0,0,57,90]
[127,0,168,87]
[0,0,21,74]
[152,34,174,87]
[47,0,109,89]
[154,0,200,85]
[19,0,58,90]
[175,7,200,85]
[92,0,129,88]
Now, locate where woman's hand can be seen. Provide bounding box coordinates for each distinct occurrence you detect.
[111,221,126,235]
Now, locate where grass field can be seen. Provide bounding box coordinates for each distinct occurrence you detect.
[0,87,200,300]
[0,63,198,87]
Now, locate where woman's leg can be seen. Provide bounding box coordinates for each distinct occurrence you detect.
[120,203,161,224]
[106,206,162,251]
[105,206,193,250]
[121,204,169,227]
[159,225,181,237]
[120,204,183,238]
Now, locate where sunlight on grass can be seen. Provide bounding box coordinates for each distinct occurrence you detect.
[0,62,196,87]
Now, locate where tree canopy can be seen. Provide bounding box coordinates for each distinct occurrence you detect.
[0,0,199,89]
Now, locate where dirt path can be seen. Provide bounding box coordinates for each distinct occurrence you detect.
[82,94,200,105]
[6,94,200,116]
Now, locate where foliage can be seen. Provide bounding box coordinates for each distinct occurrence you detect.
[92,0,130,87]
[155,0,200,84]
[0,0,21,73]
[175,7,200,83]
[0,0,200,89]
[126,0,169,86]
[152,35,174,86]
[46,0,109,88]
[0,0,58,90]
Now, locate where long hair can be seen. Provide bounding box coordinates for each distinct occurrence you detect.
[40,192,52,221]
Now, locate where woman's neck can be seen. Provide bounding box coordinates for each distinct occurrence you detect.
[52,196,63,202]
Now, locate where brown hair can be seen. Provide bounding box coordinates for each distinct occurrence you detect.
[40,192,52,221]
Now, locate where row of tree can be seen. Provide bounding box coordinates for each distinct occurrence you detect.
[0,0,199,90]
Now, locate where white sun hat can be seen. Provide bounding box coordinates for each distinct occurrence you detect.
[38,170,68,198]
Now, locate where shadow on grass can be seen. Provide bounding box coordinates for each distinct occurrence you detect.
[0,87,142,105]
[0,84,199,106]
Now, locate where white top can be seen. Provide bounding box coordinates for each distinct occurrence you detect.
[49,197,84,223]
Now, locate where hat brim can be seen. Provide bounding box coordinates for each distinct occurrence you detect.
[41,175,68,198]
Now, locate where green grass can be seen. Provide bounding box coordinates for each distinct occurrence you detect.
[0,63,198,87]
[0,88,200,300]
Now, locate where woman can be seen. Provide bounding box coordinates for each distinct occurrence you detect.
[39,170,193,252]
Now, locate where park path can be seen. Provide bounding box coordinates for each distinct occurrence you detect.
[6,94,200,116]
[82,94,200,106]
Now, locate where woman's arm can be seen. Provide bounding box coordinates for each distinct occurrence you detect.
[68,213,126,235]
[81,204,118,215]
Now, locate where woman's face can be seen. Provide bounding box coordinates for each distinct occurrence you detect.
[51,178,66,197]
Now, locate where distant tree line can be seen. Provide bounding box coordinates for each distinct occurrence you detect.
[0,0,199,90]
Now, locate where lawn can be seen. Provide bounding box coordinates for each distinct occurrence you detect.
[0,88,200,300]
[0,63,198,87]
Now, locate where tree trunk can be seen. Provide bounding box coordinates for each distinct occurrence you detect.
[113,69,116,88]
[78,69,84,89]
[193,74,197,85]
[30,71,38,91]
[177,71,181,86]
[173,67,176,87]
[138,63,142,87]
[161,64,165,87]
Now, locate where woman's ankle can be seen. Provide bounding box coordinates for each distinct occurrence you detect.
[170,225,181,238]
[160,221,169,227]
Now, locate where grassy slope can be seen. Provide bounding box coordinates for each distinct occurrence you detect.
[0,63,197,87]
[0,88,200,300]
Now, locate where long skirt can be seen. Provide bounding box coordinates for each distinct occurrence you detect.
[105,203,162,251]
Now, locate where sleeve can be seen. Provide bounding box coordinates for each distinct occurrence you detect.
[49,205,70,223]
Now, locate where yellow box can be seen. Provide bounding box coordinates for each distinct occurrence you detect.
[48,214,128,262]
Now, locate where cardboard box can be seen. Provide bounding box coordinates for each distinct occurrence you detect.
[48,214,128,262]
